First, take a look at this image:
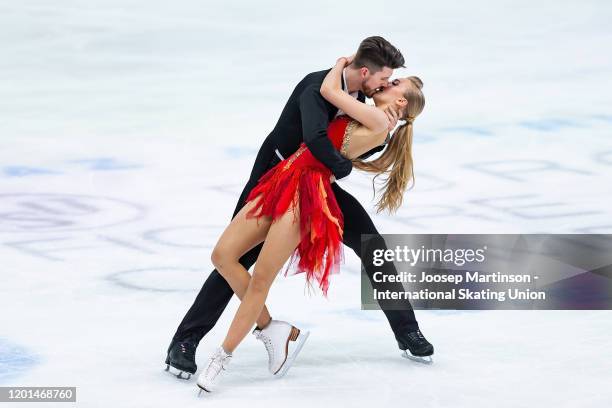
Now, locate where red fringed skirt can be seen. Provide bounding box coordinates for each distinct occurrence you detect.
[245,143,344,296]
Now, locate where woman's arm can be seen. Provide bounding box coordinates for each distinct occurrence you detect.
[320,57,345,97]
[320,58,389,133]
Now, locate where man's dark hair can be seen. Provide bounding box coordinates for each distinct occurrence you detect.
[353,36,405,73]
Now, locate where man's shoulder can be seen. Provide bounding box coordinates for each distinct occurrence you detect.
[291,69,332,101]
[298,68,332,88]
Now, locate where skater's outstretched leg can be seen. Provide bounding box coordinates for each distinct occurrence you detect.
[166,197,272,381]
[198,205,302,393]
[211,196,274,329]
[221,203,301,353]
[332,183,434,362]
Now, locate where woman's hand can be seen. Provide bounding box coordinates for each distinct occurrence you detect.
[335,54,355,67]
[335,57,348,67]
[330,174,336,183]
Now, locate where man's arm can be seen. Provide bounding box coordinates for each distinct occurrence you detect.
[299,85,353,180]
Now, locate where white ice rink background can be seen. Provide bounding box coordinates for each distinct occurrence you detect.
[1,1,611,407]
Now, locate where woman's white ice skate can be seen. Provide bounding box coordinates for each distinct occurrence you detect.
[253,319,310,377]
[196,346,232,395]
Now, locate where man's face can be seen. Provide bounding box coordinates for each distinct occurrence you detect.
[361,66,393,97]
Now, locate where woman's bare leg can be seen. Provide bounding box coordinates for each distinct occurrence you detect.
[221,204,302,353]
[211,197,275,329]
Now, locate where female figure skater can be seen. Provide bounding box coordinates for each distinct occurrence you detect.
[197,55,425,393]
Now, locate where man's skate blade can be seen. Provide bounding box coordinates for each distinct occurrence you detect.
[164,364,194,380]
[401,350,433,365]
[276,330,310,378]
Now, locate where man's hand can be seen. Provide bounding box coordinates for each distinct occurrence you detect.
[384,106,400,132]
[330,174,336,183]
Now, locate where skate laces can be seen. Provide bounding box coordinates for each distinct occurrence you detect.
[410,330,425,341]
[255,331,274,368]
[206,350,231,380]
[178,342,195,358]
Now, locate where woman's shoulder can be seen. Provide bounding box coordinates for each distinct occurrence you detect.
[348,119,387,139]
[333,115,387,141]
[336,117,388,158]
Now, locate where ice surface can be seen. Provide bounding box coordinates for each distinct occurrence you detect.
[1,1,611,407]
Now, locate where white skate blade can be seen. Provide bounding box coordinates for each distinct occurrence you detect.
[196,384,210,396]
[275,330,310,378]
[164,364,194,380]
[401,350,433,365]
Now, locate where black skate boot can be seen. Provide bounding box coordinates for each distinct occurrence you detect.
[396,329,434,364]
[165,335,198,379]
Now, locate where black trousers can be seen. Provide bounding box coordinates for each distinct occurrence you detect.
[172,141,419,345]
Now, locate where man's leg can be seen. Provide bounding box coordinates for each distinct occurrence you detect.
[331,183,433,360]
[331,183,418,333]
[166,142,290,377]
[165,181,265,378]
[171,179,263,345]
[170,140,281,345]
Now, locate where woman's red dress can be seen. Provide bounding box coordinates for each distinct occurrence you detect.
[245,116,355,296]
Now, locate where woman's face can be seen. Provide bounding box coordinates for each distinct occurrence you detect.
[372,77,411,108]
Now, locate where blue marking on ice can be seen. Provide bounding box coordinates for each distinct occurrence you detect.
[3,166,60,177]
[225,147,258,158]
[590,114,612,123]
[519,118,584,131]
[66,157,143,170]
[0,338,39,384]
[441,126,494,137]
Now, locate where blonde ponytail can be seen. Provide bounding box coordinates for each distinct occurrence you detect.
[352,76,424,214]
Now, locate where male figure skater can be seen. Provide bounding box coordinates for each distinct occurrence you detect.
[165,36,434,380]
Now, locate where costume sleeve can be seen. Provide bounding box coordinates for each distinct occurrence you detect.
[299,85,353,179]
